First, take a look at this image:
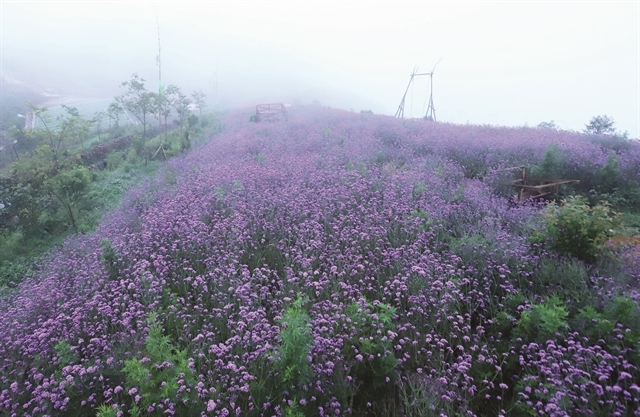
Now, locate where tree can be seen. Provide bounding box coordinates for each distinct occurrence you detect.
[106,101,123,134]
[116,74,157,139]
[93,111,105,142]
[191,90,207,127]
[24,104,92,168]
[60,105,92,150]
[9,105,93,234]
[584,115,616,135]
[537,120,557,129]
[45,165,91,232]
[168,86,191,131]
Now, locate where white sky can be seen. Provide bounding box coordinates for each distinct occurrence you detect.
[1,1,638,137]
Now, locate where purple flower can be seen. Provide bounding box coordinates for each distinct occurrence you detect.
[207,400,216,412]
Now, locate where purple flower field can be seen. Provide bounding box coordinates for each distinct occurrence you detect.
[1,107,639,416]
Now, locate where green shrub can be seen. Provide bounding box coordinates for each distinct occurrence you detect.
[272,296,314,397]
[573,306,615,342]
[399,373,444,417]
[106,151,126,170]
[105,312,198,416]
[344,299,398,410]
[524,258,594,308]
[514,296,569,342]
[542,196,621,263]
[604,297,640,347]
[54,340,78,367]
[573,297,640,363]
[250,296,314,413]
[130,135,145,158]
[100,238,120,281]
[530,144,565,179]
[599,151,623,193]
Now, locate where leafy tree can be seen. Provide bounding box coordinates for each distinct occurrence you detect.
[168,86,193,152]
[171,87,191,131]
[584,115,616,135]
[45,165,92,232]
[537,120,557,129]
[5,125,38,155]
[12,104,91,175]
[116,73,158,139]
[191,90,207,127]
[8,105,94,234]
[59,105,92,149]
[93,111,105,141]
[106,101,122,133]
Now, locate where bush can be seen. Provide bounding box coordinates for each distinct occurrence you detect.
[525,258,594,308]
[599,151,623,193]
[98,313,198,417]
[271,296,314,399]
[542,196,622,263]
[514,296,569,342]
[530,144,565,179]
[106,150,126,170]
[343,299,398,410]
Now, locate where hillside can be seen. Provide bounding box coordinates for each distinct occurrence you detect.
[1,106,639,416]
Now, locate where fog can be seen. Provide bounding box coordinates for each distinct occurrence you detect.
[1,1,638,136]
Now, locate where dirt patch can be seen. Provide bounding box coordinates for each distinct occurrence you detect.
[608,234,640,248]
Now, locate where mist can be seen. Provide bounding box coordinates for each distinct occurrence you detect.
[1,1,638,136]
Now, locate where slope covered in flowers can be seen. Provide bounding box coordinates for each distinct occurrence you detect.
[1,107,639,416]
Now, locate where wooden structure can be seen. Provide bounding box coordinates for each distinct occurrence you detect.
[255,103,288,122]
[510,166,580,202]
[395,59,440,120]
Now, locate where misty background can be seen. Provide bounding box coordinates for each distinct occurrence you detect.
[1,1,638,137]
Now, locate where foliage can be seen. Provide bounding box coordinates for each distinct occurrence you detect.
[5,104,97,233]
[537,120,557,129]
[53,340,78,367]
[399,373,444,416]
[541,196,622,263]
[115,73,158,139]
[26,103,93,165]
[344,299,399,410]
[191,90,207,127]
[272,296,314,399]
[167,85,191,131]
[603,297,640,348]
[599,151,623,192]
[115,313,197,416]
[45,165,92,231]
[584,114,616,135]
[100,238,120,281]
[529,143,565,179]
[525,258,594,309]
[514,296,569,342]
